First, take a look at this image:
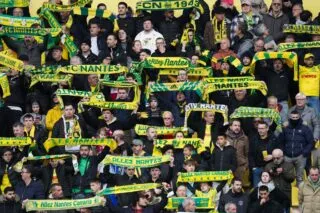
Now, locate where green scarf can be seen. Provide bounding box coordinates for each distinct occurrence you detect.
[42,0,92,12]
[278,41,320,51]
[0,26,61,37]
[0,0,29,8]
[0,14,42,27]
[283,24,320,34]
[136,0,201,11]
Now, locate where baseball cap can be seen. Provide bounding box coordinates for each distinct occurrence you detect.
[304,53,315,60]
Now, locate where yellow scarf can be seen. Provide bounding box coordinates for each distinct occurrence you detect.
[64,117,82,139]
[212,17,227,43]
[24,125,35,138]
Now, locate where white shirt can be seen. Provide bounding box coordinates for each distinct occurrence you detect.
[134,29,164,54]
[91,36,99,56]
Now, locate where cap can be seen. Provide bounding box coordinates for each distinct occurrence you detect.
[241,0,252,5]
[132,139,144,146]
[304,53,315,60]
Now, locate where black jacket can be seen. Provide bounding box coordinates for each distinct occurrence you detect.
[0,195,22,213]
[211,144,237,172]
[278,119,315,158]
[249,133,279,168]
[52,115,88,139]
[4,75,27,108]
[248,198,283,213]
[117,15,136,39]
[77,51,99,64]
[0,160,21,193]
[218,189,249,213]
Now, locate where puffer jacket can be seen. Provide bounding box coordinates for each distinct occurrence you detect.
[279,119,314,158]
[158,17,181,45]
[299,178,320,213]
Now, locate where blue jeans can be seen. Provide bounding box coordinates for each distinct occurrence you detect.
[307,96,320,116]
[252,167,263,188]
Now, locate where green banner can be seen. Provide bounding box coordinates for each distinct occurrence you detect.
[166,197,214,209]
[98,183,160,196]
[136,0,200,11]
[0,0,29,8]
[25,196,104,212]
[102,155,170,168]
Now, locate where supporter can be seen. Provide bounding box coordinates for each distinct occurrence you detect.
[46,45,69,66]
[231,21,254,57]
[117,2,136,39]
[129,40,142,61]
[211,38,237,70]
[181,197,196,212]
[158,10,183,47]
[105,34,127,66]
[88,3,114,37]
[263,0,289,43]
[226,119,249,180]
[298,167,320,213]
[144,97,163,126]
[279,110,314,185]
[265,149,295,199]
[0,149,21,193]
[218,178,249,213]
[225,202,237,213]
[152,37,175,57]
[141,127,157,155]
[290,3,303,24]
[248,185,283,213]
[134,18,164,54]
[177,28,201,58]
[0,187,22,213]
[77,39,99,65]
[249,121,279,187]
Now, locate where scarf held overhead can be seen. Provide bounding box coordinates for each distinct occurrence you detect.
[57,65,128,74]
[136,0,200,11]
[166,197,214,209]
[177,171,234,182]
[42,0,92,12]
[102,155,171,168]
[0,0,29,7]
[0,14,42,27]
[283,24,320,34]
[135,124,187,136]
[0,73,11,98]
[154,138,203,149]
[97,183,160,196]
[278,41,320,51]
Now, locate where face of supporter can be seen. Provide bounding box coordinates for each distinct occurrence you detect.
[191,55,199,65]
[32,104,40,114]
[234,89,246,101]
[52,49,62,60]
[185,201,196,212]
[241,3,251,14]
[273,60,283,72]
[164,10,174,19]
[242,56,251,66]
[285,36,295,43]
[215,13,225,21]
[21,168,31,180]
[259,190,269,200]
[88,74,99,87]
[183,147,192,157]
[272,0,282,13]
[165,149,173,156]
[177,71,188,82]
[98,5,106,10]
[227,204,237,213]
[118,4,127,16]
[156,39,165,50]
[220,39,229,50]
[176,92,186,102]
[139,52,149,61]
[13,8,23,17]
[254,40,265,52]
[59,11,70,20]
[52,186,64,199]
[187,31,194,42]
[175,132,184,139]
[261,172,271,183]
[102,110,113,122]
[163,114,174,127]
[132,144,143,155]
[63,105,75,119]
[147,128,157,140]
[24,35,35,44]
[150,99,158,108]
[90,182,101,193]
[13,126,24,137]
[253,118,262,129]
[183,163,195,172]
[230,121,241,134]
[126,168,135,177]
[204,112,215,124]
[90,24,100,36]
[4,190,16,201]
[295,96,306,108]
[80,43,90,53]
[2,151,13,163]
[176,186,187,197]
[107,35,117,48]
[217,136,226,147]
[23,117,34,129]
[273,153,283,165]
[80,146,90,158]
[118,30,127,41]
[200,183,210,193]
[304,57,314,67]
[132,41,142,53]
[117,89,128,100]
[267,99,277,109]
[49,159,59,168]
[143,20,153,31]
[232,180,242,193]
[150,168,161,179]
[292,5,302,17]
[309,169,320,182]
[257,124,269,138]
[70,57,82,65]
[138,196,149,207]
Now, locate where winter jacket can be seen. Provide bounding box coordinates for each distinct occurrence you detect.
[287,105,320,140]
[265,160,295,199]
[105,44,127,66]
[263,12,289,42]
[204,18,231,50]
[226,129,249,168]
[117,15,136,39]
[218,189,249,213]
[299,178,320,213]
[211,144,237,172]
[158,17,182,45]
[46,104,63,138]
[77,51,99,64]
[0,160,21,193]
[4,75,27,108]
[248,198,283,213]
[278,119,315,158]
[249,133,279,168]
[0,195,22,213]
[15,179,45,201]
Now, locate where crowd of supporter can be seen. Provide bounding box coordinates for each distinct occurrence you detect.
[0,0,319,212]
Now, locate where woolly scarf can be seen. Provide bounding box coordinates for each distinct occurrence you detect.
[212,17,227,43]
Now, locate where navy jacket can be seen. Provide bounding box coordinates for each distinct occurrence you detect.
[278,119,314,158]
[15,179,45,201]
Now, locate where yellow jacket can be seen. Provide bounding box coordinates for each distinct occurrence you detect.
[299,65,320,97]
[46,105,63,138]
